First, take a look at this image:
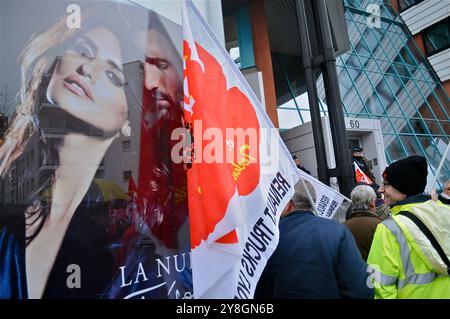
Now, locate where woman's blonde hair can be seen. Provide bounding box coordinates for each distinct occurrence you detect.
[0,3,134,245]
[0,15,77,176]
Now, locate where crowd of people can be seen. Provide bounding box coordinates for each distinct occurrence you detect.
[256,154,450,299]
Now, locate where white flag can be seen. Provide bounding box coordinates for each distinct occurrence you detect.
[298,169,347,219]
[182,0,301,298]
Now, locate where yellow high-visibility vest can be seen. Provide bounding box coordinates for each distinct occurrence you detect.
[368,198,450,299]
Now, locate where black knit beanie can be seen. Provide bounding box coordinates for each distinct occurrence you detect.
[382,155,428,196]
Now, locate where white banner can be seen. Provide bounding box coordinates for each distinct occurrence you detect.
[297,169,347,219]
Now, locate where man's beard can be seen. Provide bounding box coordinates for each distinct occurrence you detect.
[143,88,181,130]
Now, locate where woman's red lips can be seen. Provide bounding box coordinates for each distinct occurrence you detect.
[63,75,94,101]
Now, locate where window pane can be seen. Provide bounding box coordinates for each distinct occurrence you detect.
[400,134,426,156]
[423,18,450,55]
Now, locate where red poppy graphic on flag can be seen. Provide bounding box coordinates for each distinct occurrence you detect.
[183,41,261,249]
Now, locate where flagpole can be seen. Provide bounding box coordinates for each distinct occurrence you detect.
[300,177,319,216]
[430,141,450,190]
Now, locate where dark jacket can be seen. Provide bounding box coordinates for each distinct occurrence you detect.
[0,205,27,299]
[343,209,383,261]
[255,210,373,299]
[297,166,311,175]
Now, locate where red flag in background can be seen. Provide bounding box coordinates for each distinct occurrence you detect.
[354,162,374,184]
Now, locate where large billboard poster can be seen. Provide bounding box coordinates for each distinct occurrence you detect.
[0,0,192,299]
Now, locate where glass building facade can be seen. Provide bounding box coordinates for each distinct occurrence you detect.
[277,0,450,188]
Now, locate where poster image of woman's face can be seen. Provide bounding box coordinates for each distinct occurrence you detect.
[47,26,127,136]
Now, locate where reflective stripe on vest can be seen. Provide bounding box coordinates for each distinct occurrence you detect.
[368,264,398,285]
[398,272,444,289]
[382,219,440,288]
[383,219,415,277]
[379,273,397,286]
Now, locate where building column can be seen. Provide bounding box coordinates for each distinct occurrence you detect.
[250,0,279,128]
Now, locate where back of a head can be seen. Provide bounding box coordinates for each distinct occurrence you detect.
[291,180,316,211]
[350,185,376,211]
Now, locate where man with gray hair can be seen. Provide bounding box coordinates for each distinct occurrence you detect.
[344,185,383,261]
[255,180,373,299]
